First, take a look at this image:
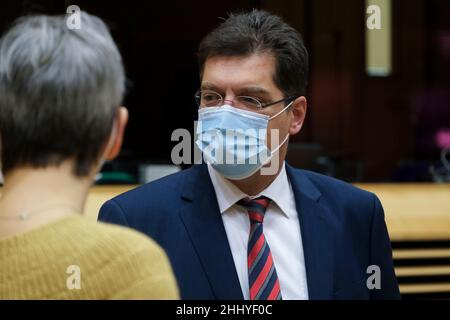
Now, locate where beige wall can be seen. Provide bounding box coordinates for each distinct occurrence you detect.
[2,184,450,241]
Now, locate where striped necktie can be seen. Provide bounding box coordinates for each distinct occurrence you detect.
[237,196,282,300]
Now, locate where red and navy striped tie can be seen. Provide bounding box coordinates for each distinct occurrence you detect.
[237,196,282,300]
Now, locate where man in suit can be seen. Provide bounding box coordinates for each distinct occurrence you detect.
[99,9,400,300]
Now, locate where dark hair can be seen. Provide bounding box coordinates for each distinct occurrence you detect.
[0,13,125,177]
[198,9,309,97]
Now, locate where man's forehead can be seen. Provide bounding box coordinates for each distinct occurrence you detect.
[201,54,277,93]
[204,53,275,72]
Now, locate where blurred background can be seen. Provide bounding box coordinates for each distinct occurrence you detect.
[1,0,450,300]
[1,0,448,184]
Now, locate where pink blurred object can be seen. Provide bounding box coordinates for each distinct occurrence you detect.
[436,129,450,149]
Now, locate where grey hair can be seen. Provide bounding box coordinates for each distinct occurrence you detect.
[0,12,125,176]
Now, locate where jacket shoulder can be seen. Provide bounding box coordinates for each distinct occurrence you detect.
[99,166,200,223]
[296,168,376,202]
[288,167,380,224]
[110,165,196,204]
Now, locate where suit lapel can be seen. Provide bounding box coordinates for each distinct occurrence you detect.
[286,164,336,299]
[178,163,336,299]
[178,164,243,299]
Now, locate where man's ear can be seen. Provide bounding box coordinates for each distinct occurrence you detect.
[289,96,307,136]
[103,106,128,161]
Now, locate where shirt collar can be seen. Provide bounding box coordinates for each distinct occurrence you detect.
[207,163,291,219]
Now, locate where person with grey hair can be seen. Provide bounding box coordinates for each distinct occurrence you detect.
[0,12,178,299]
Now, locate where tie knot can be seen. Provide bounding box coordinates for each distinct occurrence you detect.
[237,196,271,224]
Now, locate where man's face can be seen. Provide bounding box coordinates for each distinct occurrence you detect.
[201,53,304,171]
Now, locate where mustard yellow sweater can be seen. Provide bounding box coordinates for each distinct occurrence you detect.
[0,216,179,299]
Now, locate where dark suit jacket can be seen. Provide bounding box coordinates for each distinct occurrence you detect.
[98,163,400,299]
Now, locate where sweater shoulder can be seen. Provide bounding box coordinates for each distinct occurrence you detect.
[75,218,179,299]
[0,216,178,299]
[73,216,167,257]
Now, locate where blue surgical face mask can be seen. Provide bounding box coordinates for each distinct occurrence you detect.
[195,103,292,180]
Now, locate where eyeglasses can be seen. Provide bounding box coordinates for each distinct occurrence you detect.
[194,89,298,112]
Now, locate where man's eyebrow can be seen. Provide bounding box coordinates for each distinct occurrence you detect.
[238,86,271,96]
[200,82,219,91]
[200,83,271,96]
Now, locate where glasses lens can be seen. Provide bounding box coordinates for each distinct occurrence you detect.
[198,90,222,107]
[235,96,262,111]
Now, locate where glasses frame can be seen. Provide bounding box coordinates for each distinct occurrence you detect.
[194,89,299,110]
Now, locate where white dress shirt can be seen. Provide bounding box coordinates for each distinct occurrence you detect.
[207,163,309,300]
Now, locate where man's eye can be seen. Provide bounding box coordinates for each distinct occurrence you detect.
[239,96,262,106]
[203,95,215,101]
[202,94,220,101]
